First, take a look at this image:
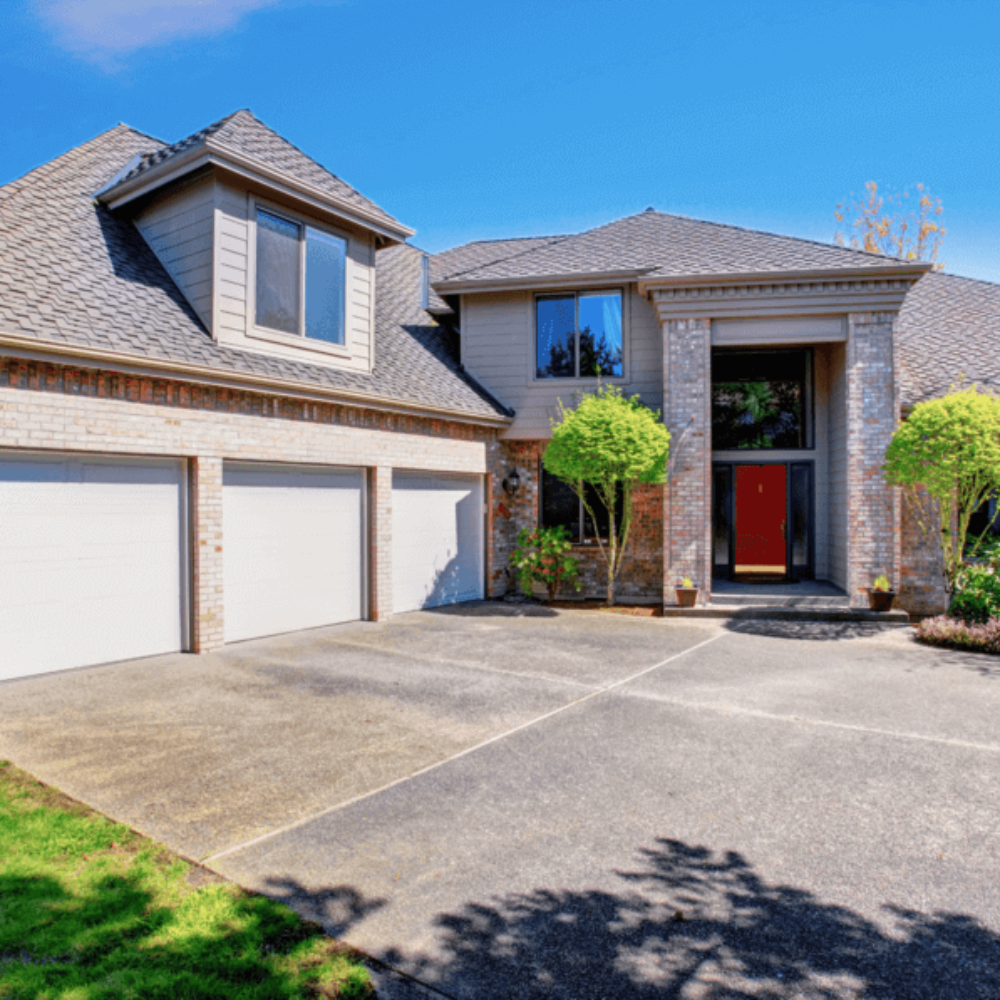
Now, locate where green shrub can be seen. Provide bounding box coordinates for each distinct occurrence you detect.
[509,525,582,602]
[949,564,1000,624]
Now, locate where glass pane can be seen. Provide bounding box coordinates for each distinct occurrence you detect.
[305,227,347,345]
[578,293,623,377]
[541,469,579,540]
[790,464,810,569]
[711,350,807,450]
[256,210,300,334]
[713,467,731,567]
[536,297,575,378]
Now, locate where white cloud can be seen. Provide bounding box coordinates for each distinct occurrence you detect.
[34,0,288,59]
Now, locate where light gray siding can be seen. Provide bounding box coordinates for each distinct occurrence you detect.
[827,341,849,590]
[210,179,376,374]
[462,285,663,439]
[135,175,215,331]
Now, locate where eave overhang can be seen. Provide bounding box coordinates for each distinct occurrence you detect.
[96,138,415,244]
[432,268,653,296]
[0,330,513,428]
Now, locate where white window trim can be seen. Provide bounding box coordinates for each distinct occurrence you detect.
[246,195,352,360]
[531,287,629,385]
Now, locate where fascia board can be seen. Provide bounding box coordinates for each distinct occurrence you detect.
[0,332,512,427]
[638,262,932,294]
[433,268,651,295]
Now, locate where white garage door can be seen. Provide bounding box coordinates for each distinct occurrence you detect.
[0,453,186,680]
[223,463,364,643]
[393,472,484,613]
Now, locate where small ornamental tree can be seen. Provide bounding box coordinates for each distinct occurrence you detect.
[544,384,670,605]
[883,387,1000,590]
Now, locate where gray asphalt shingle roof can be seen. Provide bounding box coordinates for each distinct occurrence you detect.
[898,270,1000,405]
[434,209,913,286]
[0,125,510,421]
[104,109,408,235]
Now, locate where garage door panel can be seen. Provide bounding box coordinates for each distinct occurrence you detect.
[0,454,186,679]
[223,464,363,643]
[393,473,484,613]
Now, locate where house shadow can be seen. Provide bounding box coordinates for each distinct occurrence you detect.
[368,837,1000,999]
[726,618,907,642]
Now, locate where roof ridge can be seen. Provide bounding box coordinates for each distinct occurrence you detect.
[925,269,1000,291]
[436,234,573,282]
[216,109,398,226]
[637,207,907,267]
[0,124,158,205]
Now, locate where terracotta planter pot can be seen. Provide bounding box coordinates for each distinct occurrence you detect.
[868,589,896,613]
[676,587,698,608]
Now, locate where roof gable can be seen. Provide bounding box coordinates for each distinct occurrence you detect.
[97,110,412,240]
[434,209,920,290]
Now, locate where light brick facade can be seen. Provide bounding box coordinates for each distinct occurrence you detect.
[0,357,503,650]
[662,318,712,604]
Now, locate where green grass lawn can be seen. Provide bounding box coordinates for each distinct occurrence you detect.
[0,761,373,998]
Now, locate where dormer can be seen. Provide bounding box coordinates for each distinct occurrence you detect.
[96,110,414,373]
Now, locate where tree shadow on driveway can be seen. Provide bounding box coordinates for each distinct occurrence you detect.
[372,838,1000,999]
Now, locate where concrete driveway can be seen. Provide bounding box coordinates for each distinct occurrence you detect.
[2,604,999,999]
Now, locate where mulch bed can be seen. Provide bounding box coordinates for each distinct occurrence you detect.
[548,600,664,618]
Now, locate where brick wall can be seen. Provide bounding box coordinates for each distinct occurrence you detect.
[844,313,900,605]
[0,357,500,648]
[490,439,664,601]
[662,318,712,604]
[899,488,949,615]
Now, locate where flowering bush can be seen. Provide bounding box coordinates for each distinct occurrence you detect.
[916,615,1000,655]
[509,525,582,602]
[949,564,1000,624]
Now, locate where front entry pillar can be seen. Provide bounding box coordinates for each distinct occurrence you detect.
[662,318,713,604]
[845,311,900,605]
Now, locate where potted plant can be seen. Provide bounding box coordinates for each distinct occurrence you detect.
[868,573,896,612]
[509,525,582,603]
[675,576,698,608]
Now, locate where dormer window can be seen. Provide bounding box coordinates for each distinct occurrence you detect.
[254,206,347,346]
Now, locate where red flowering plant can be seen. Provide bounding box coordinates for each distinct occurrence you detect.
[509,525,582,603]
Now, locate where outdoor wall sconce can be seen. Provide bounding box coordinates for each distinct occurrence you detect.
[502,469,521,496]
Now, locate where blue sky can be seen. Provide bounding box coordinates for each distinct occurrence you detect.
[3,0,999,282]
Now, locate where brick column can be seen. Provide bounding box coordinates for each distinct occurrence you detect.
[191,455,224,652]
[845,311,899,605]
[662,318,712,604]
[370,466,393,620]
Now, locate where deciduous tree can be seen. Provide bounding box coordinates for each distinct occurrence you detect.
[883,387,1000,589]
[544,385,670,605]
[835,181,945,268]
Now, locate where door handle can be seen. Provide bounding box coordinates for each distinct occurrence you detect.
[781,519,786,541]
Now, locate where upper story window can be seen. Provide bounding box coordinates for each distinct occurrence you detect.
[536,291,623,379]
[255,208,347,346]
[711,348,812,450]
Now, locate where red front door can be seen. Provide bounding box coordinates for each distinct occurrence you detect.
[734,465,787,575]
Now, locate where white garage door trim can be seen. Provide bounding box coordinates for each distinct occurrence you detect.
[223,462,366,643]
[0,450,188,680]
[392,471,485,613]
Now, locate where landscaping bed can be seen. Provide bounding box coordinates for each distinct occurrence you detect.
[0,761,373,999]
[916,615,1000,654]
[549,599,663,617]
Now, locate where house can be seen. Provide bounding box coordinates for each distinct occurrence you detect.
[2,110,999,680]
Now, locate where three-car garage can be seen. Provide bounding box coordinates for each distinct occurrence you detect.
[0,452,487,679]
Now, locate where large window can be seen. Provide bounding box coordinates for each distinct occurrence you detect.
[711,349,811,450]
[540,467,623,544]
[255,208,347,346]
[536,291,623,379]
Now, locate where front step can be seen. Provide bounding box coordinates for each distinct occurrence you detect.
[664,604,910,622]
